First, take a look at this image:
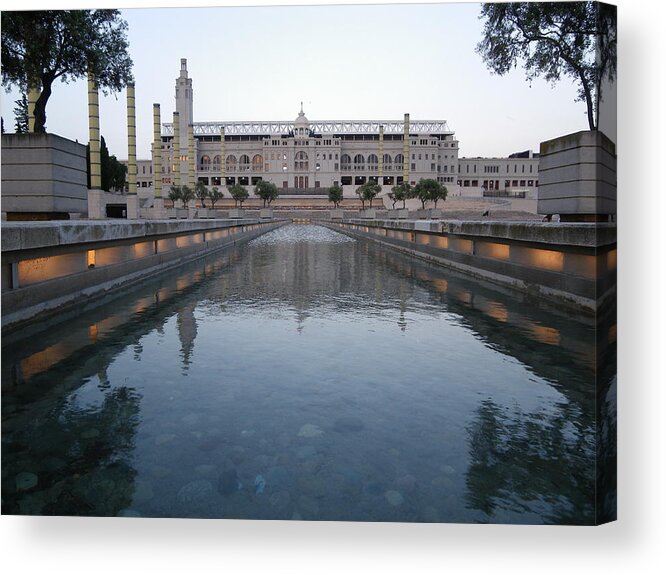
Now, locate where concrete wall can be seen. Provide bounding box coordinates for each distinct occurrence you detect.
[1,133,89,216]
[537,131,616,219]
[2,218,285,330]
[323,218,616,314]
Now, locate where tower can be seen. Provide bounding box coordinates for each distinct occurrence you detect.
[175,59,194,182]
[175,58,193,137]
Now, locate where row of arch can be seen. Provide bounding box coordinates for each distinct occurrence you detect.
[341,154,404,165]
[200,154,264,168]
[198,151,405,171]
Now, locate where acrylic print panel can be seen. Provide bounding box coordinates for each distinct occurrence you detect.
[0,0,616,525]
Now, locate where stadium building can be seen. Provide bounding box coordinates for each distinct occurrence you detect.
[133,59,539,204]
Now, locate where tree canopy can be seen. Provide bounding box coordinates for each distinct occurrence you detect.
[389,182,411,209]
[208,187,223,209]
[357,181,381,209]
[476,2,616,131]
[254,180,279,207]
[195,180,209,207]
[86,136,127,192]
[413,178,447,209]
[228,184,249,207]
[328,184,343,208]
[168,186,182,208]
[13,94,28,134]
[180,185,195,208]
[1,10,134,133]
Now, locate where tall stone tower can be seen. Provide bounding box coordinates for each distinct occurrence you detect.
[175,59,194,180]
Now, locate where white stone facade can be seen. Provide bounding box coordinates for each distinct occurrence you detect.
[130,60,539,202]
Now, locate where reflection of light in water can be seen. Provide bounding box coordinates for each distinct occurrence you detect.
[527,322,561,346]
[433,279,448,294]
[19,341,74,381]
[485,301,509,323]
[455,289,472,304]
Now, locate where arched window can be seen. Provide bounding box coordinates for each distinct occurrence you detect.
[252,154,263,171]
[226,155,237,172]
[294,151,309,171]
[213,155,221,167]
[341,154,351,171]
[200,155,211,171]
[367,154,378,170]
[354,154,365,171]
[395,154,404,169]
[383,154,393,171]
[239,154,250,171]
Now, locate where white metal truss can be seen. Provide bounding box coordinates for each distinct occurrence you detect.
[161,119,452,137]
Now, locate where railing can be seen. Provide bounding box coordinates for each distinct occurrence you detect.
[483,190,527,199]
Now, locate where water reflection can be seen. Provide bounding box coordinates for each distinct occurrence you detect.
[1,224,615,523]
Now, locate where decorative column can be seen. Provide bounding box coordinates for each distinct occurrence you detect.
[27,83,40,133]
[220,126,226,186]
[87,67,104,219]
[126,83,139,219]
[150,103,165,218]
[378,124,384,179]
[403,113,410,183]
[152,103,162,199]
[173,111,181,189]
[188,124,195,189]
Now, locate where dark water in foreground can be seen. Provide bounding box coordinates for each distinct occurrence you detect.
[1,224,615,524]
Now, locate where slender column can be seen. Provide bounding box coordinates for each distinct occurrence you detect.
[152,103,162,198]
[127,84,137,195]
[403,113,410,182]
[378,125,384,179]
[88,71,101,190]
[27,83,40,133]
[173,111,181,188]
[188,124,195,189]
[220,127,226,184]
[126,83,138,219]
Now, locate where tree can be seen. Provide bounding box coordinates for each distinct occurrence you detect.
[388,182,411,209]
[413,178,447,209]
[357,181,381,209]
[86,135,126,191]
[168,185,181,208]
[328,184,343,208]
[107,155,127,192]
[194,180,209,208]
[476,2,616,131]
[180,185,194,208]
[254,180,278,207]
[209,186,223,209]
[228,183,249,208]
[1,10,133,133]
[13,94,28,133]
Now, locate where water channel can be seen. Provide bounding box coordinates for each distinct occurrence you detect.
[1,224,616,524]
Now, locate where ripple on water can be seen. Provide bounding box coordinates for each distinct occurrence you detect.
[248,224,355,246]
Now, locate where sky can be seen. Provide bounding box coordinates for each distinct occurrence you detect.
[2,1,598,160]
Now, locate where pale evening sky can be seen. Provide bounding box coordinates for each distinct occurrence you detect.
[3,1,604,160]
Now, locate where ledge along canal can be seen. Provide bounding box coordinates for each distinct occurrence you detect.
[1,223,615,524]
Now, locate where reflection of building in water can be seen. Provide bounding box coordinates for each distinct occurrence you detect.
[177,303,198,371]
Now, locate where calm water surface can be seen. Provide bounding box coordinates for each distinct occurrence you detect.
[1,224,615,523]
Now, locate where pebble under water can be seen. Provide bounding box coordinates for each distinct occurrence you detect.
[1,224,615,524]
